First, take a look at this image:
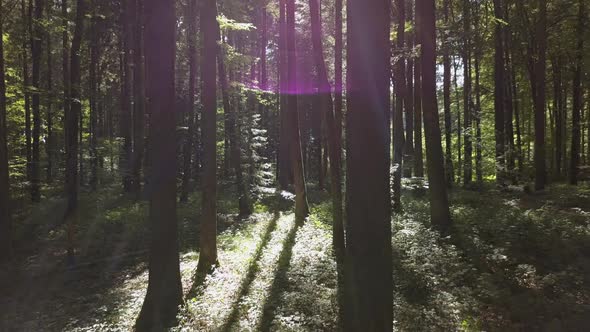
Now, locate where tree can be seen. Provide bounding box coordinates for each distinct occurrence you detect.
[345,0,393,329]
[414,3,424,178]
[0,0,12,262]
[570,0,584,185]
[393,0,406,211]
[493,0,505,184]
[197,0,219,273]
[462,0,472,187]
[286,0,309,223]
[442,0,453,186]
[180,0,198,203]
[277,0,292,189]
[46,1,54,183]
[131,0,145,196]
[120,0,133,193]
[404,4,414,178]
[533,0,547,191]
[65,0,85,261]
[30,0,43,202]
[418,0,451,230]
[135,0,184,328]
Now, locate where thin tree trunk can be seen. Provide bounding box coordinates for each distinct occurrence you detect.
[135,0,184,328]
[132,0,145,196]
[414,7,423,178]
[443,0,453,186]
[404,4,414,178]
[570,0,584,185]
[65,0,85,262]
[533,0,547,190]
[89,0,99,190]
[46,3,54,183]
[197,0,219,273]
[392,0,406,211]
[493,0,505,184]
[30,0,44,202]
[180,0,198,203]
[0,0,12,262]
[120,0,133,192]
[23,0,32,182]
[286,0,309,223]
[278,0,291,189]
[345,0,393,329]
[462,0,472,187]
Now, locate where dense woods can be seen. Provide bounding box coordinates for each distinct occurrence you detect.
[1,0,590,330]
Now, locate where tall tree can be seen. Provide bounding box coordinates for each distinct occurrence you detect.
[493,0,505,183]
[22,0,32,182]
[89,0,99,190]
[443,0,453,186]
[277,0,291,189]
[570,0,584,185]
[135,0,184,328]
[404,3,414,178]
[65,0,85,261]
[414,4,424,178]
[462,0,472,187]
[533,0,547,190]
[345,0,393,329]
[0,0,12,262]
[46,1,54,183]
[197,0,219,273]
[418,0,452,230]
[392,0,406,211]
[120,0,133,192]
[131,0,145,196]
[30,0,43,202]
[180,0,198,203]
[286,0,309,223]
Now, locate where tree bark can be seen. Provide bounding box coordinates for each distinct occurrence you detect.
[414,7,423,178]
[443,0,453,187]
[493,0,505,184]
[404,4,414,178]
[46,3,54,183]
[131,0,145,196]
[89,0,99,190]
[135,0,184,328]
[65,0,85,261]
[180,0,198,203]
[418,0,452,230]
[570,0,584,185]
[533,0,547,190]
[120,0,133,192]
[0,0,12,262]
[462,0,472,187]
[23,0,32,182]
[278,0,292,189]
[30,0,44,202]
[392,0,406,211]
[286,0,309,223]
[197,0,219,273]
[345,0,393,329]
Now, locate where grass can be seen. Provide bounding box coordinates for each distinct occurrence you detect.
[1,180,590,331]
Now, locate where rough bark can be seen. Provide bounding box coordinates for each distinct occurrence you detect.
[392,0,406,211]
[443,0,453,187]
[570,0,584,185]
[0,0,12,262]
[65,0,85,261]
[418,0,452,230]
[345,0,393,329]
[180,0,198,203]
[134,0,184,328]
[197,0,219,273]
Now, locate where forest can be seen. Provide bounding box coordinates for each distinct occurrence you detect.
[0,0,589,330]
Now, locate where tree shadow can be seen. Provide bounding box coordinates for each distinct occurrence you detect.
[255,217,302,332]
[218,211,280,331]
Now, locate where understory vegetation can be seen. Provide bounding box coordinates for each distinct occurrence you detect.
[2,181,588,331]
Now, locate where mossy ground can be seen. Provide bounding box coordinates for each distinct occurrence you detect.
[1,181,589,331]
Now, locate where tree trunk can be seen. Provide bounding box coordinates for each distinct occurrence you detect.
[0,0,12,262]
[120,0,133,192]
[414,7,423,178]
[278,0,291,189]
[180,0,198,203]
[533,0,547,190]
[493,0,505,184]
[404,4,414,178]
[197,0,219,273]
[345,0,393,329]
[392,0,406,211]
[570,0,584,185]
[135,0,184,328]
[89,0,99,190]
[443,0,453,187]
[65,0,85,262]
[23,0,32,182]
[30,0,44,202]
[462,0,472,187]
[46,3,54,183]
[418,0,452,230]
[286,0,309,223]
[132,0,145,196]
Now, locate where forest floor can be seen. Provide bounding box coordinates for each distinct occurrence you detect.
[1,180,590,331]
